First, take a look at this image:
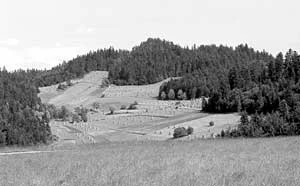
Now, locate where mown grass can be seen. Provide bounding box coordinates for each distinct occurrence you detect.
[0,137,300,186]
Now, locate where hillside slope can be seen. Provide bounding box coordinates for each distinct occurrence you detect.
[104,77,180,99]
[39,71,108,107]
[39,71,181,108]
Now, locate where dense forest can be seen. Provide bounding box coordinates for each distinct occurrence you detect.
[159,47,300,137]
[2,38,300,142]
[211,50,300,137]
[32,38,273,87]
[0,68,52,146]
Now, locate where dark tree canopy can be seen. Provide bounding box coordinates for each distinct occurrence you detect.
[0,69,52,146]
[30,38,272,89]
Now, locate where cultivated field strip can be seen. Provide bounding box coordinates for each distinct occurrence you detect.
[39,71,109,107]
[43,71,238,144]
[103,77,180,99]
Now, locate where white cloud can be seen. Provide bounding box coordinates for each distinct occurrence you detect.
[0,38,20,46]
[0,47,24,70]
[55,42,62,47]
[76,26,95,34]
[0,45,92,71]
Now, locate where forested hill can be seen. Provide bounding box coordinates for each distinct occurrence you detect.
[0,69,52,146]
[33,38,273,87]
[1,38,299,144]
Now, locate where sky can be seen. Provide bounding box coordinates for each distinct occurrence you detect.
[1,0,300,71]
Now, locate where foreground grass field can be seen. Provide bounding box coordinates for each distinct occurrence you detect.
[1,137,300,186]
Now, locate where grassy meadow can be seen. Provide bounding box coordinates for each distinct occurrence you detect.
[1,137,300,186]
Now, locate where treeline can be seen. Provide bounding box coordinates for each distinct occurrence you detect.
[157,46,300,137]
[219,111,300,137]
[202,50,300,114]
[158,60,268,102]
[32,38,273,88]
[156,44,273,101]
[33,48,127,87]
[160,49,300,115]
[45,104,88,123]
[0,68,52,146]
[209,50,300,137]
[159,76,210,100]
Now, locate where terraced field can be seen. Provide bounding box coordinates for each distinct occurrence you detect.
[40,71,239,147]
[103,77,180,99]
[39,71,109,108]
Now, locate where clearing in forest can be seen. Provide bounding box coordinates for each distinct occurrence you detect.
[39,71,239,146]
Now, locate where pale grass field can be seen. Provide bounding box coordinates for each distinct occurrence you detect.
[150,113,240,139]
[38,71,108,108]
[1,137,300,186]
[35,71,300,185]
[103,77,180,99]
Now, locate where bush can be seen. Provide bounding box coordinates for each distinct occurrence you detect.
[109,106,116,114]
[73,107,88,122]
[57,83,68,90]
[168,89,175,100]
[128,101,138,110]
[182,92,187,100]
[66,79,73,87]
[101,78,110,88]
[59,106,70,121]
[173,127,188,138]
[187,126,194,135]
[177,89,183,100]
[160,91,166,100]
[92,102,100,110]
[128,104,137,110]
[0,132,6,145]
[220,130,225,137]
[81,112,88,122]
[72,113,81,123]
[209,121,214,127]
[120,105,126,110]
[51,135,59,142]
[44,104,59,119]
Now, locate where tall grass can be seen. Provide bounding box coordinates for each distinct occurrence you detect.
[1,137,300,186]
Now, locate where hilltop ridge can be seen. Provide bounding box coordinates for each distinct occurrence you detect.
[34,38,273,91]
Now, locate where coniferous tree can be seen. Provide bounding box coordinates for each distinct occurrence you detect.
[160,91,166,100]
[177,89,184,100]
[168,89,175,100]
[275,53,284,81]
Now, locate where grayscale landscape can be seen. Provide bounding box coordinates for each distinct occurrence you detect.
[1,0,300,185]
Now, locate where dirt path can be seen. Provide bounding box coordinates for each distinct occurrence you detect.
[0,150,61,156]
